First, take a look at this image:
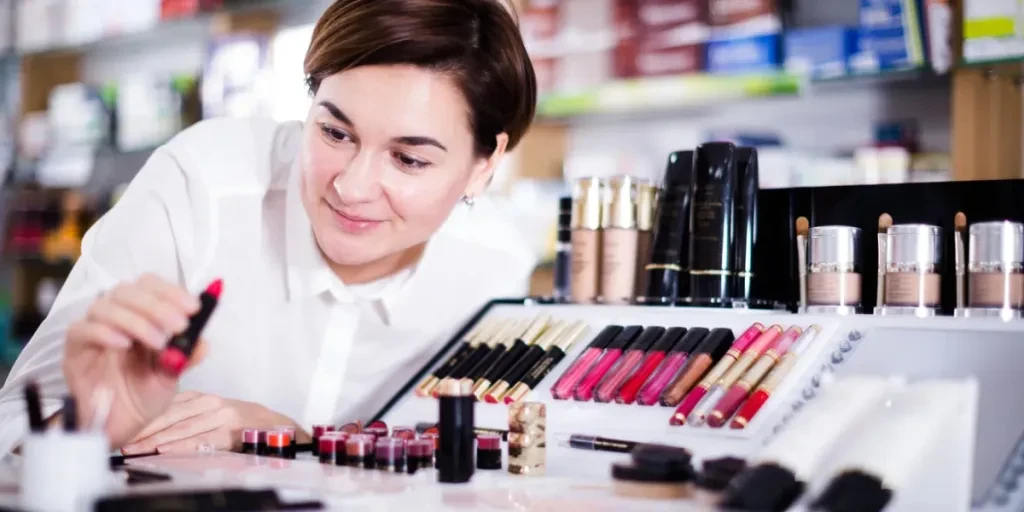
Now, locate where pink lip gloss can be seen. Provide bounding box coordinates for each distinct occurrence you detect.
[634,328,709,406]
[573,326,643,401]
[550,326,623,400]
[594,326,667,403]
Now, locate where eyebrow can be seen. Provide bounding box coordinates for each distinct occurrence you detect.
[317,100,449,153]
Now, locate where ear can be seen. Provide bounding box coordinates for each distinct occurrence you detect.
[464,133,509,198]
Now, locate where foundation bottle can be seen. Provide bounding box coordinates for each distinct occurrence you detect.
[634,181,657,299]
[732,147,758,303]
[960,221,1024,319]
[553,196,572,302]
[689,142,738,303]
[600,176,639,304]
[876,224,942,317]
[806,226,862,315]
[570,177,603,303]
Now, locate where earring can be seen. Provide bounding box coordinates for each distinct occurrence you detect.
[462,195,476,207]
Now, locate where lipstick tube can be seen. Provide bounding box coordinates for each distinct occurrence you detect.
[707,326,802,428]
[550,325,624,400]
[505,322,589,404]
[473,316,550,400]
[732,325,821,429]
[416,318,496,397]
[460,318,534,386]
[159,279,223,377]
[572,326,644,401]
[594,326,666,403]
[689,325,783,426]
[661,323,761,408]
[483,321,568,403]
[433,319,510,397]
[438,380,474,483]
[632,327,708,406]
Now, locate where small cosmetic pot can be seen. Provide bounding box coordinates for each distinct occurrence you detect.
[476,434,502,470]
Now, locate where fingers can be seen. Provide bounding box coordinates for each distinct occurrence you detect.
[67,320,132,350]
[124,410,224,454]
[186,340,209,369]
[86,295,168,351]
[108,285,190,335]
[126,394,223,447]
[154,430,233,455]
[137,273,201,314]
[172,390,202,403]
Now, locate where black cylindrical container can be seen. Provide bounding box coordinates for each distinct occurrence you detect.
[689,142,738,302]
[439,381,475,483]
[554,196,572,301]
[733,147,758,301]
[257,430,268,455]
[476,434,502,470]
[645,150,695,302]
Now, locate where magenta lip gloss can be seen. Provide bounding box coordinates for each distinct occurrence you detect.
[573,326,643,401]
[594,326,666,403]
[550,325,624,400]
[615,327,688,405]
[635,328,709,406]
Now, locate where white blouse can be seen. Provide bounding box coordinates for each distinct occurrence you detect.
[0,118,536,454]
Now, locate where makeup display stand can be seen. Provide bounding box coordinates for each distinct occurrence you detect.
[373,299,1024,510]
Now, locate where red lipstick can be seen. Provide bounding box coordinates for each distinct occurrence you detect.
[158,279,223,377]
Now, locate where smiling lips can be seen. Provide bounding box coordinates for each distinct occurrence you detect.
[329,204,385,234]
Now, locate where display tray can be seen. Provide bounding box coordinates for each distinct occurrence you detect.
[370,299,1024,510]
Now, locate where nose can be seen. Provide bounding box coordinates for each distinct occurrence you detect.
[332,148,382,204]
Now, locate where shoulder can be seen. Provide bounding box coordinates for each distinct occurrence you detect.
[156,117,303,194]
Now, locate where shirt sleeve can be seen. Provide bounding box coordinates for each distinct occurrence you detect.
[0,147,198,455]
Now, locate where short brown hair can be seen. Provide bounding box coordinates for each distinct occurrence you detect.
[304,0,537,156]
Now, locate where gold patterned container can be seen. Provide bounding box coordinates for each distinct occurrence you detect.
[508,402,546,476]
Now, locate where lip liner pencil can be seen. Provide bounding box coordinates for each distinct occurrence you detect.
[24,382,44,433]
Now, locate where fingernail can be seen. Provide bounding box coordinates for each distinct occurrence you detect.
[122,444,140,454]
[173,315,189,332]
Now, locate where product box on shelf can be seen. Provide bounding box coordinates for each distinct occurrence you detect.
[706,34,782,73]
[708,0,784,41]
[851,0,927,73]
[784,26,859,80]
[962,0,1024,64]
[612,0,709,78]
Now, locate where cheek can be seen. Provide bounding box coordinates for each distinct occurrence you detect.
[382,171,466,224]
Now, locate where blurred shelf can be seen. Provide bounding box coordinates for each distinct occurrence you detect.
[536,67,952,121]
[536,71,803,119]
[15,0,306,57]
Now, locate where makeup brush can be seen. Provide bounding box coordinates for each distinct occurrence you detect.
[796,217,809,311]
[876,214,892,308]
[955,212,967,310]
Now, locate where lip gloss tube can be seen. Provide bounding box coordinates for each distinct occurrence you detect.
[416,318,496,397]
[662,324,760,408]
[732,325,821,429]
[632,328,708,405]
[549,325,624,400]
[572,326,644,401]
[615,327,689,405]
[594,326,666,403]
[504,322,589,403]
[484,321,569,403]
[434,319,510,398]
[707,326,803,428]
[473,316,550,400]
[689,325,783,426]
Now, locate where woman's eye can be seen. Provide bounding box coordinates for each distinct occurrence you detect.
[395,153,430,170]
[320,124,350,143]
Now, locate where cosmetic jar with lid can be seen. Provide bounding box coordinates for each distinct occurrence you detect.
[876,224,942,317]
[958,221,1024,319]
[806,226,862,315]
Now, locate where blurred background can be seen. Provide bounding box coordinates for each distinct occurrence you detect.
[0,0,1014,377]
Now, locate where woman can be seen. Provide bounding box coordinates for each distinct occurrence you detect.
[0,0,537,455]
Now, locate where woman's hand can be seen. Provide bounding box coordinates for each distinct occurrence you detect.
[122,391,308,455]
[63,273,204,449]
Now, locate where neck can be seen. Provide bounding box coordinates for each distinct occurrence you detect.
[326,243,426,285]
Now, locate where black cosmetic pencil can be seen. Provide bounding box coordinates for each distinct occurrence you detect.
[433,319,511,397]
[24,382,44,433]
[471,316,551,400]
[415,318,497,397]
[482,321,569,403]
[503,321,590,403]
[462,317,543,385]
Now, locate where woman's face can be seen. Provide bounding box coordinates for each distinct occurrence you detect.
[300,64,504,272]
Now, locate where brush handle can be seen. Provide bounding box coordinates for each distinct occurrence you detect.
[955,233,965,309]
[797,235,807,310]
[876,234,886,306]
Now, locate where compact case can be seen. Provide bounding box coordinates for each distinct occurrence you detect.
[370,299,1024,509]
